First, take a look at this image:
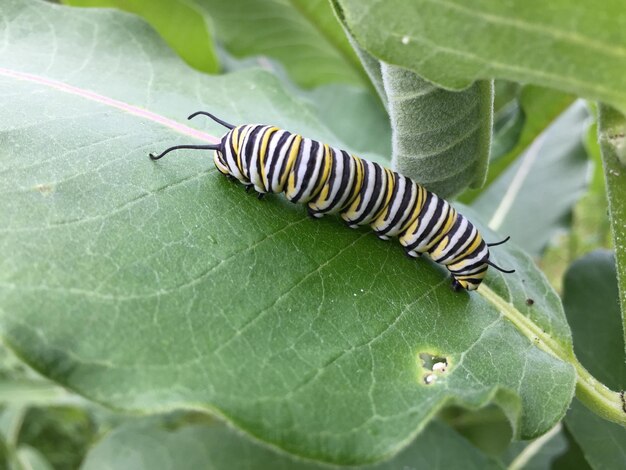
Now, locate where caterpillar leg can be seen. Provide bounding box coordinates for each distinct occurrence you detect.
[404,249,420,259]
[307,207,324,219]
[257,192,266,200]
[244,184,253,193]
[450,278,463,292]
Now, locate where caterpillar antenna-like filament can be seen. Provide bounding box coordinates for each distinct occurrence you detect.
[487,236,511,247]
[486,260,515,274]
[149,144,220,160]
[188,111,235,129]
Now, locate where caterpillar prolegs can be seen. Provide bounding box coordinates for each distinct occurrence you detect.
[149,112,514,291]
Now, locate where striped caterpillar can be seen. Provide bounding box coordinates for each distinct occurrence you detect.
[149,112,514,291]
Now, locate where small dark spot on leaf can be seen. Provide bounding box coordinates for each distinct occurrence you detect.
[525,298,534,306]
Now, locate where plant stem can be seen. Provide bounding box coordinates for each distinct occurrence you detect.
[479,285,626,426]
[508,423,562,470]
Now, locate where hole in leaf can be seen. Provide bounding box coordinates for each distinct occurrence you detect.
[419,352,449,373]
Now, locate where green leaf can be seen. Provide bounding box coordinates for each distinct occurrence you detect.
[192,0,368,88]
[566,401,626,470]
[443,405,569,469]
[0,380,78,407]
[333,2,493,198]
[562,251,626,469]
[286,0,365,81]
[598,105,626,347]
[471,102,590,257]
[334,0,626,115]
[552,427,592,470]
[0,408,25,448]
[16,446,54,470]
[18,407,97,470]
[343,30,388,109]
[383,67,492,198]
[65,0,366,88]
[490,92,524,162]
[562,250,625,390]
[0,0,591,464]
[504,424,567,470]
[461,86,575,203]
[81,417,502,469]
[493,81,522,114]
[440,405,513,457]
[61,0,219,74]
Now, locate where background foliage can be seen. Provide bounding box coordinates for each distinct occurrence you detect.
[0,0,624,468]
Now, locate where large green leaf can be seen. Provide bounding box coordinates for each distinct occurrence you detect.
[80,417,502,469]
[334,0,626,115]
[598,106,626,349]
[563,251,625,390]
[382,66,492,197]
[0,0,594,464]
[194,0,366,87]
[64,0,366,89]
[61,0,219,74]
[565,401,626,470]
[331,2,492,198]
[562,251,626,469]
[471,102,590,257]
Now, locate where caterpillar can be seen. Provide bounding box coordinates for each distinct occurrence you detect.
[149,111,514,291]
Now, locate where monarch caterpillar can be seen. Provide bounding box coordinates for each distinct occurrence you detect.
[149,112,514,291]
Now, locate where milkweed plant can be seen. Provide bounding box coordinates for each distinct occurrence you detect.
[0,1,624,469]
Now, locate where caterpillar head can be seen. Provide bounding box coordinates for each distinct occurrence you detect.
[452,273,486,291]
[450,236,515,291]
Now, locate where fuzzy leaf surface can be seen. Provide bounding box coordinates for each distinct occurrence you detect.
[335,0,626,114]
[332,3,492,198]
[61,0,219,74]
[65,0,365,88]
[597,106,626,348]
[383,65,492,197]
